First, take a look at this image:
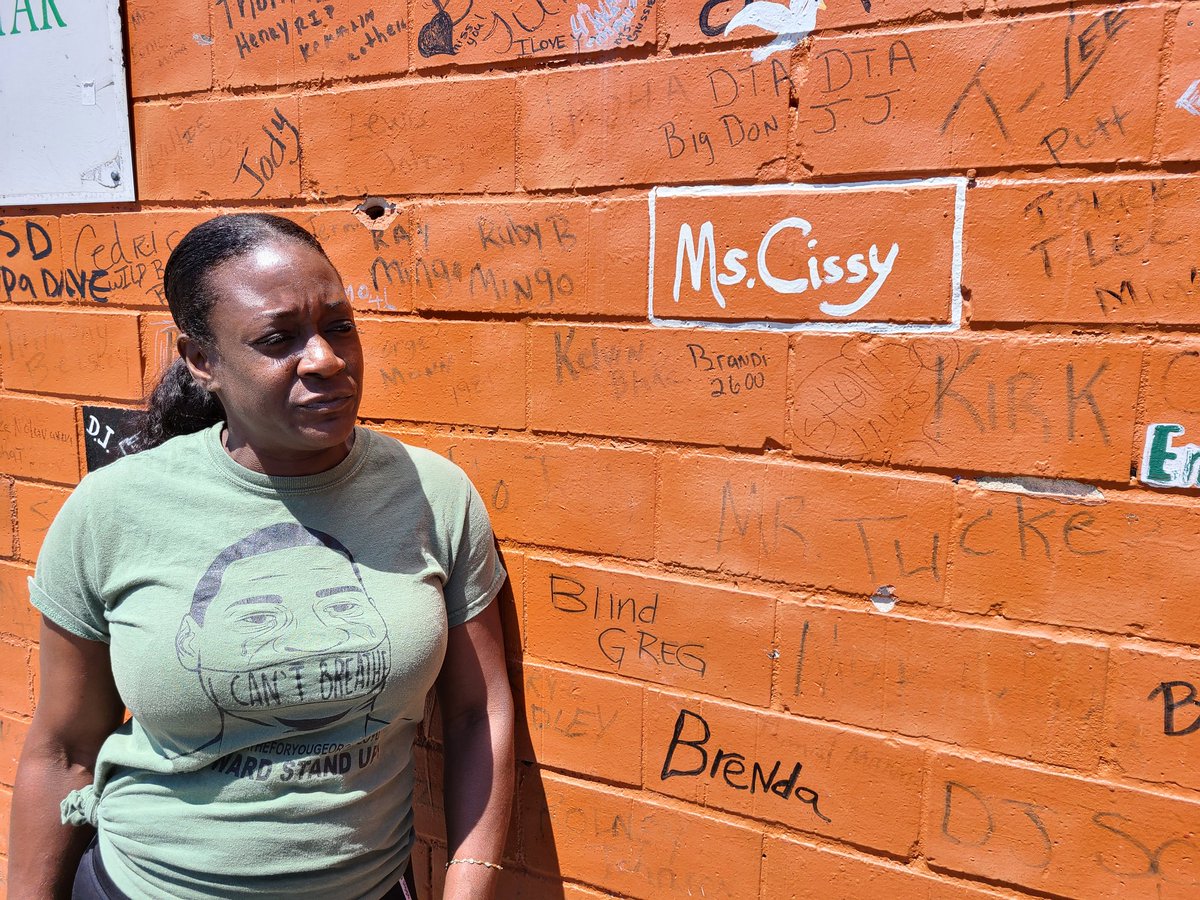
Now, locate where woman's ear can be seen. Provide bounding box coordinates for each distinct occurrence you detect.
[179,334,219,394]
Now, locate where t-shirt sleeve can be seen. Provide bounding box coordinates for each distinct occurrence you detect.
[28,484,109,643]
[443,477,506,629]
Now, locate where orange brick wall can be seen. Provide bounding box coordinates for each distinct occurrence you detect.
[2,0,1199,897]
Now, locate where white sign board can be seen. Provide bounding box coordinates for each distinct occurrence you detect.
[0,0,136,205]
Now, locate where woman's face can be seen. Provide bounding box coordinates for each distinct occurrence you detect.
[188,239,364,474]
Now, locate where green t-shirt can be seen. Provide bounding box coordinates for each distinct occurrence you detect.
[29,423,505,900]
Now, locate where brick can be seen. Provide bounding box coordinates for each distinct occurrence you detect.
[126,0,213,97]
[0,784,9,856]
[139,313,180,398]
[411,200,590,315]
[520,769,762,897]
[300,207,415,315]
[1,309,143,401]
[924,752,1200,898]
[524,556,775,704]
[411,0,655,67]
[412,744,447,843]
[1104,644,1200,793]
[515,661,643,785]
[518,52,791,189]
[658,451,953,601]
[212,0,409,88]
[789,333,1142,481]
[945,486,1200,647]
[653,182,960,326]
[1161,3,1200,160]
[763,835,1006,900]
[588,200,651,318]
[0,713,28,788]
[497,870,617,899]
[134,97,302,201]
[429,842,446,898]
[0,642,31,717]
[798,8,1163,174]
[778,601,1109,769]
[14,482,68,564]
[1137,342,1200,490]
[644,688,926,855]
[0,563,36,644]
[357,319,525,428]
[402,431,656,559]
[0,216,62,304]
[967,177,1200,325]
[0,397,79,484]
[531,325,786,447]
[410,840,432,900]
[318,199,648,318]
[300,79,516,196]
[0,481,11,559]
[59,212,208,309]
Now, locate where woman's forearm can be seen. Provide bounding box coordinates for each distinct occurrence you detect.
[9,742,96,900]
[440,702,515,899]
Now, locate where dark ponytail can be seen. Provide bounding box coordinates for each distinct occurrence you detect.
[137,213,332,451]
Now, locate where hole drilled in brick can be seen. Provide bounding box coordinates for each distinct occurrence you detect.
[353,196,398,229]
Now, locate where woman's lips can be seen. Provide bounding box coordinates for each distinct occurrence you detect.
[297,394,355,412]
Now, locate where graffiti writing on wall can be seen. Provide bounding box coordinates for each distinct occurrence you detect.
[660,708,831,821]
[648,179,965,331]
[414,0,655,64]
[1149,681,1200,737]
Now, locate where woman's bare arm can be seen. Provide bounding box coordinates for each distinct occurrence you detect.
[9,617,125,900]
[435,599,515,899]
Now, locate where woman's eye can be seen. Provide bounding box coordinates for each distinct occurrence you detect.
[255,333,289,348]
[328,321,356,335]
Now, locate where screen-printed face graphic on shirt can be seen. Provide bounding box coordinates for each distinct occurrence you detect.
[176,523,391,736]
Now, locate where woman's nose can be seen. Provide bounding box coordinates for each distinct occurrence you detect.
[297,334,345,377]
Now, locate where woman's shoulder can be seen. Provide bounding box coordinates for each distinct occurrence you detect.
[360,429,474,494]
[71,427,213,503]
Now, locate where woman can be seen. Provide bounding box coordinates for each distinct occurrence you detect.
[8,214,514,899]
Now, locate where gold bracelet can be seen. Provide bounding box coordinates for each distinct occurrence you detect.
[446,857,503,871]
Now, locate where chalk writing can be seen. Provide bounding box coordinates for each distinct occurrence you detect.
[550,573,707,675]
[940,779,1200,887]
[232,107,300,197]
[660,708,830,820]
[71,220,186,306]
[657,60,791,169]
[368,208,580,312]
[808,39,917,134]
[1176,79,1200,116]
[794,338,1114,464]
[214,1,405,68]
[525,670,619,739]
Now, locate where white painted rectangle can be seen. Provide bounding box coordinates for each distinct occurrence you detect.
[648,178,966,333]
[1,0,136,205]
